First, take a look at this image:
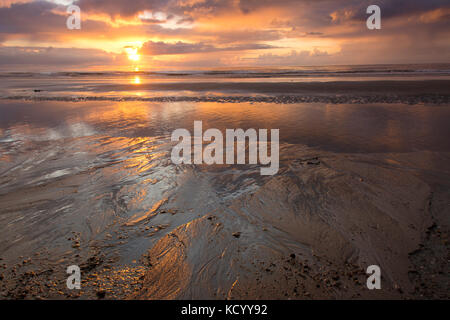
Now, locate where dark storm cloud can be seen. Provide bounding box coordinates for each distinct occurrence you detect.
[237,0,450,17]
[0,1,110,37]
[349,0,450,21]
[236,0,450,33]
[0,1,60,33]
[75,0,234,18]
[75,0,165,17]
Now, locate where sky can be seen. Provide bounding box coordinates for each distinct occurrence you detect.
[0,0,449,71]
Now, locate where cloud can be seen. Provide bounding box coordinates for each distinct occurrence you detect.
[75,0,166,18]
[141,41,275,55]
[0,1,61,33]
[250,48,332,66]
[0,46,115,69]
[0,1,113,40]
[74,0,234,19]
[0,0,449,69]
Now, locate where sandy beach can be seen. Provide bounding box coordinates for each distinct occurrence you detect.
[2,79,450,105]
[134,146,450,299]
[1,140,449,299]
[0,70,449,300]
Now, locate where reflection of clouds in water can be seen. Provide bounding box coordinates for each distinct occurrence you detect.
[1,122,97,142]
[30,168,74,184]
[82,102,152,124]
[46,122,96,140]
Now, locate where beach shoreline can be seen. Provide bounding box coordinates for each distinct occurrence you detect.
[1,79,450,105]
[0,75,449,300]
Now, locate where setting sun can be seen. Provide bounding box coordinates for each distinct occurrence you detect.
[125,47,140,62]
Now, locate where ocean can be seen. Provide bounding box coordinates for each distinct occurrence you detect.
[1,63,450,101]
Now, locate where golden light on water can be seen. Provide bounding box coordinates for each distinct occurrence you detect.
[133,76,141,84]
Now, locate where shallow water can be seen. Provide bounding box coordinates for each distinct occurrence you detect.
[1,100,449,153]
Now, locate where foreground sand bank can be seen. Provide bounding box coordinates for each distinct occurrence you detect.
[131,146,449,299]
[0,98,448,299]
[1,146,448,299]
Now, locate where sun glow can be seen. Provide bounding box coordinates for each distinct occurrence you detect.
[133,76,141,84]
[125,47,140,61]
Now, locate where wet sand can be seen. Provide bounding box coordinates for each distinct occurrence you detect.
[80,79,450,96]
[131,146,450,299]
[0,98,449,300]
[3,79,450,105]
[1,145,449,299]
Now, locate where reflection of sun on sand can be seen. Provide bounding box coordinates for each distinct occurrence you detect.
[82,101,151,123]
[125,198,168,226]
[133,76,141,84]
[133,146,450,300]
